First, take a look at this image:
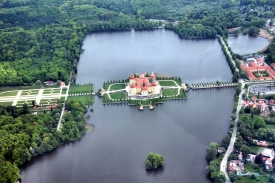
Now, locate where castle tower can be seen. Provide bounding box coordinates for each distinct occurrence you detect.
[150,72,156,82]
[129,74,135,85]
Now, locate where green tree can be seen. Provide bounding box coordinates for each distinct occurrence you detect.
[214,171,226,183]
[254,117,266,129]
[145,152,164,170]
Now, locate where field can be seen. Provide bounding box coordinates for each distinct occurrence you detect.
[109,92,126,100]
[21,90,40,96]
[0,91,18,97]
[103,82,126,91]
[69,84,93,93]
[162,89,179,96]
[67,95,94,105]
[249,145,259,154]
[235,175,268,183]
[159,80,178,87]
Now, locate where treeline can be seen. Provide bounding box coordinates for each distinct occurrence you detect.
[206,84,242,183]
[264,40,275,65]
[218,36,240,82]
[131,0,238,20]
[0,100,88,182]
[240,0,275,6]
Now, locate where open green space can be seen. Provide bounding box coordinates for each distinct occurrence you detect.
[67,95,94,105]
[252,71,269,78]
[69,85,93,93]
[162,89,179,96]
[103,82,125,90]
[109,83,126,91]
[109,92,126,100]
[43,89,60,94]
[61,89,67,95]
[249,145,259,154]
[159,80,178,87]
[0,91,18,97]
[244,163,260,173]
[235,175,267,183]
[0,102,13,106]
[266,124,275,129]
[21,90,40,95]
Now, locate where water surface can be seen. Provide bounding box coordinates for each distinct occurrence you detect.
[21,30,235,183]
[228,34,269,55]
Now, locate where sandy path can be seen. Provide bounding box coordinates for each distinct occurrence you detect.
[259,29,274,42]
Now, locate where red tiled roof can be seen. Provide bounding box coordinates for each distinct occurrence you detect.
[257,58,263,65]
[241,64,275,80]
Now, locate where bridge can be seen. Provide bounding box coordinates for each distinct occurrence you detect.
[190,82,239,90]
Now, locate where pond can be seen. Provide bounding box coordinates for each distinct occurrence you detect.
[228,34,269,55]
[21,29,235,183]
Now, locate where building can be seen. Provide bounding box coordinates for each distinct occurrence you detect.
[241,62,275,81]
[246,154,256,163]
[229,160,244,174]
[127,73,161,97]
[257,148,274,169]
[246,58,256,63]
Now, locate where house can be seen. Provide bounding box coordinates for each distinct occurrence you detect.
[44,80,54,85]
[253,140,268,147]
[229,160,244,174]
[252,96,257,102]
[218,147,225,153]
[238,152,243,160]
[246,154,256,163]
[257,148,274,169]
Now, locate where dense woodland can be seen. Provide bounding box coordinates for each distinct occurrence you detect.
[0,0,269,86]
[0,100,88,182]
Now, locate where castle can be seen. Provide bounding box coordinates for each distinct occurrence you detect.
[127,73,161,97]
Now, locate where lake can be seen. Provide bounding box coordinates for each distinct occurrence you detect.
[228,34,269,55]
[21,29,235,183]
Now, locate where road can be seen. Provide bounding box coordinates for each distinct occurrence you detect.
[218,36,239,73]
[57,72,72,130]
[220,81,244,182]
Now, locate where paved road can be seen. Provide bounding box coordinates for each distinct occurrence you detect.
[57,72,72,130]
[220,81,244,183]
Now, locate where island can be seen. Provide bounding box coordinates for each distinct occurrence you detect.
[98,72,188,110]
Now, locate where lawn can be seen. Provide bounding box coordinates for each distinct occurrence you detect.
[162,89,179,96]
[159,80,178,87]
[252,71,269,78]
[245,163,259,172]
[0,91,18,97]
[249,145,259,154]
[266,124,275,129]
[0,102,13,106]
[235,175,268,183]
[43,89,60,94]
[21,89,40,95]
[69,84,93,93]
[67,95,94,105]
[109,92,126,100]
[61,89,67,95]
[109,83,126,91]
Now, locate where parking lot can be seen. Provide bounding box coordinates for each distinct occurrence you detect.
[250,84,275,95]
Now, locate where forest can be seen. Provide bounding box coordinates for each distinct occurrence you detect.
[0,0,268,85]
[0,100,88,182]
